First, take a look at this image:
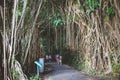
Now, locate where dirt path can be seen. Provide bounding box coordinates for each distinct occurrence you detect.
[44,62,95,80]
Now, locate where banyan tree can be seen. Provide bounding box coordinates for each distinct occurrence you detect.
[0,0,120,79]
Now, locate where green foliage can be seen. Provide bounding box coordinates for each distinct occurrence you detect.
[112,63,120,77]
[17,0,24,17]
[18,9,22,16]
[77,62,84,70]
[72,56,85,70]
[30,75,41,80]
[111,51,120,76]
[88,68,96,75]
[11,69,19,80]
[85,0,100,14]
[53,18,62,26]
[50,13,65,27]
[86,9,92,14]
[106,6,115,15]
[85,0,100,9]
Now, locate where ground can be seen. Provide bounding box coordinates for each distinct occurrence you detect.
[44,62,95,80]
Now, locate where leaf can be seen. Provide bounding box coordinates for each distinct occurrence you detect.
[106,7,115,15]
[85,0,100,11]
[18,10,22,16]
[86,9,92,14]
[53,18,61,26]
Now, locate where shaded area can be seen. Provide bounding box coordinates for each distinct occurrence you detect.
[44,62,94,80]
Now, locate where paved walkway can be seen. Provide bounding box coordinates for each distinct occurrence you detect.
[44,62,95,80]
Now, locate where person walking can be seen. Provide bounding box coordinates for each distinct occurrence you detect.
[48,55,52,62]
[59,55,62,65]
[46,55,49,62]
[56,53,60,64]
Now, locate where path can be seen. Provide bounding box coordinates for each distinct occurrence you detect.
[44,62,95,80]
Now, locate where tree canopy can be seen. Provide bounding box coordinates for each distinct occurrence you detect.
[0,0,120,79]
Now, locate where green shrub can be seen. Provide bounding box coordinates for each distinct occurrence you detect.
[112,63,120,77]
[11,69,19,80]
[30,75,41,80]
[85,0,100,14]
[106,6,115,15]
[77,62,84,70]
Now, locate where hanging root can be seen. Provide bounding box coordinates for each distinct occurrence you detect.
[13,60,28,80]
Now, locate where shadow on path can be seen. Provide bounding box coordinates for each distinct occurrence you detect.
[44,62,94,80]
